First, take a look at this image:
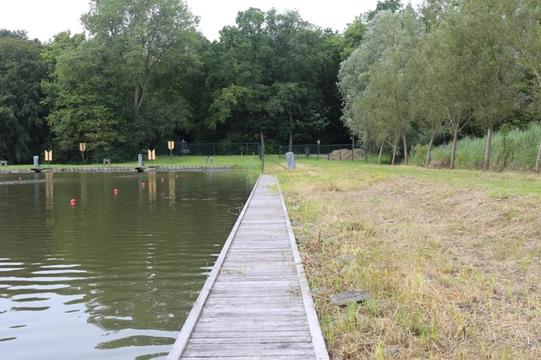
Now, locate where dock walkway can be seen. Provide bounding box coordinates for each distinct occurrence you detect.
[167,175,329,359]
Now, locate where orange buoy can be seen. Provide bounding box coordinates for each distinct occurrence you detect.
[70,199,76,205]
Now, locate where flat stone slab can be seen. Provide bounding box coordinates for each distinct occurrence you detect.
[329,290,371,306]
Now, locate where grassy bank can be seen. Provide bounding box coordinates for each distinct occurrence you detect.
[268,159,541,359]
[0,155,260,170]
[411,123,541,172]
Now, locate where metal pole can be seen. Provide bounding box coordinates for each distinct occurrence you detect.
[351,137,354,162]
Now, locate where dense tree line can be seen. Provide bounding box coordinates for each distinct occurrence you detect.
[0,0,351,164]
[2,0,541,167]
[338,0,541,170]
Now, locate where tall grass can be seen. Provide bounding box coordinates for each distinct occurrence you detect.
[411,123,541,171]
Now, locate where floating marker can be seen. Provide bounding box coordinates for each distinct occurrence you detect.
[161,178,165,183]
[142,182,146,188]
[18,177,22,180]
[70,199,76,206]
[175,175,178,178]
[114,189,119,195]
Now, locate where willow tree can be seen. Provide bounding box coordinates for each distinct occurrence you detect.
[505,0,541,170]
[409,38,447,167]
[457,0,522,171]
[411,13,477,169]
[338,7,424,165]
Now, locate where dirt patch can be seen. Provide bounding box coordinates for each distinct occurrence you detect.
[328,148,365,161]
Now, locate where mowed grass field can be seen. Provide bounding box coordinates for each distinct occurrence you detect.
[267,157,541,359]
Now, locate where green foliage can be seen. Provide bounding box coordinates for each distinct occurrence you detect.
[338,6,424,164]
[4,0,541,168]
[0,32,48,162]
[206,8,331,150]
[412,123,541,171]
[44,0,200,162]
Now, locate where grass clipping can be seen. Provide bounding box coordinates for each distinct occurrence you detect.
[278,166,541,359]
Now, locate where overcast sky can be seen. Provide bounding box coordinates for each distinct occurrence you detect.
[0,0,421,43]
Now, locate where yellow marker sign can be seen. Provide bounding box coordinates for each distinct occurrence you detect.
[45,150,52,162]
[79,143,86,152]
[168,141,174,150]
[148,149,156,160]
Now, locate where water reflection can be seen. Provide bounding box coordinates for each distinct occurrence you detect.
[168,173,176,209]
[148,172,156,211]
[45,173,54,229]
[0,170,255,360]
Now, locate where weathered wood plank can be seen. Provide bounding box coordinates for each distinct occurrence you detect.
[191,324,309,333]
[167,175,329,360]
[183,342,315,356]
[189,330,310,339]
[182,357,316,360]
[187,336,313,344]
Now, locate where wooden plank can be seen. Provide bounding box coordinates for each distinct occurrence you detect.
[183,358,314,360]
[190,330,310,339]
[183,342,315,356]
[166,176,264,360]
[187,336,313,344]
[200,309,307,317]
[167,175,329,360]
[191,324,309,333]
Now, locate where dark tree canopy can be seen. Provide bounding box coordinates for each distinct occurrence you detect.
[0,33,48,162]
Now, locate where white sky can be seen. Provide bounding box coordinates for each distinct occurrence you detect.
[0,0,421,43]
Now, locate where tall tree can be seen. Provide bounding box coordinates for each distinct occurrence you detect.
[207,8,328,152]
[458,0,522,171]
[504,0,541,170]
[47,0,200,161]
[81,0,199,112]
[366,0,403,21]
[412,15,475,169]
[0,31,48,163]
[338,7,424,165]
[46,40,125,158]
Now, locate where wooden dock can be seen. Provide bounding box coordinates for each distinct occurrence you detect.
[167,175,329,360]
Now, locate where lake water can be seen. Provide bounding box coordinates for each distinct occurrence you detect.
[0,170,255,360]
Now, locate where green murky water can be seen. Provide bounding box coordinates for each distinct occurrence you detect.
[0,170,254,360]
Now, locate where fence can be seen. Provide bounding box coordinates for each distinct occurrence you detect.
[154,141,362,160]
[155,142,260,156]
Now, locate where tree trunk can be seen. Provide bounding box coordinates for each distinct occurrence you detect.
[402,134,408,166]
[483,125,493,171]
[425,135,434,167]
[450,126,459,170]
[260,129,265,153]
[378,142,383,165]
[365,147,369,163]
[535,139,541,172]
[260,129,265,173]
[391,142,397,165]
[288,111,293,153]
